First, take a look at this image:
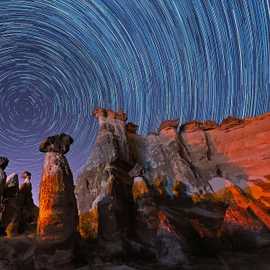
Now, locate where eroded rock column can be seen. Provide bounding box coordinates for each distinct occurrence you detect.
[76,108,134,241]
[37,133,78,242]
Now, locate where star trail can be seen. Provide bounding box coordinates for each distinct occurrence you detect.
[0,0,269,203]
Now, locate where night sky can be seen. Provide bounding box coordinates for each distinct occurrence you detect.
[0,0,269,204]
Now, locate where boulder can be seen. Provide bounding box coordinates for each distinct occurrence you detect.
[39,133,74,154]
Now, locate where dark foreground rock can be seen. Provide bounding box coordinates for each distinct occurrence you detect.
[0,235,270,270]
[0,170,38,237]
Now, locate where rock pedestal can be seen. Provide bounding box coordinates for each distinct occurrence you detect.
[37,133,78,242]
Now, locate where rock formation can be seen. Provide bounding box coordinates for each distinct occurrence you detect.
[76,108,270,269]
[76,109,134,260]
[18,172,38,233]
[1,110,270,269]
[0,168,37,237]
[2,173,19,236]
[130,164,188,267]
[37,133,78,243]
[0,157,8,203]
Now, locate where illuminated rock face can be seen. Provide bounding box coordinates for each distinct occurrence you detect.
[180,113,270,235]
[131,175,188,266]
[180,113,270,188]
[37,134,78,242]
[76,109,270,267]
[76,109,131,215]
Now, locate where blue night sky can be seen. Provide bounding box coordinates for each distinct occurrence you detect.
[0,0,269,204]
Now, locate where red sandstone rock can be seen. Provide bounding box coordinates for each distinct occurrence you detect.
[92,108,127,122]
[222,182,270,231]
[200,120,218,130]
[220,116,245,129]
[181,120,202,132]
[159,119,179,132]
[76,109,270,268]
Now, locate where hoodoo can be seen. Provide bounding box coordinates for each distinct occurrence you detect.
[37,133,78,242]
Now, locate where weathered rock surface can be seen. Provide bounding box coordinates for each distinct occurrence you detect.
[0,157,8,202]
[18,177,38,232]
[2,173,19,236]
[0,172,37,237]
[37,133,78,243]
[76,109,132,214]
[76,109,270,269]
[1,109,270,270]
[76,109,134,256]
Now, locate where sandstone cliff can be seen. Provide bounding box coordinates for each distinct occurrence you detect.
[75,109,270,269]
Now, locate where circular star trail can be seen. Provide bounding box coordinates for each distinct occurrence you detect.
[0,0,269,203]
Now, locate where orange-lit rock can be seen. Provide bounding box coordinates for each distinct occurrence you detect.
[159,120,179,140]
[92,107,127,124]
[223,206,263,232]
[131,174,188,266]
[247,178,270,208]
[181,112,270,188]
[132,176,149,201]
[76,109,270,268]
[79,208,99,239]
[223,182,270,231]
[37,134,78,242]
[179,113,270,234]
